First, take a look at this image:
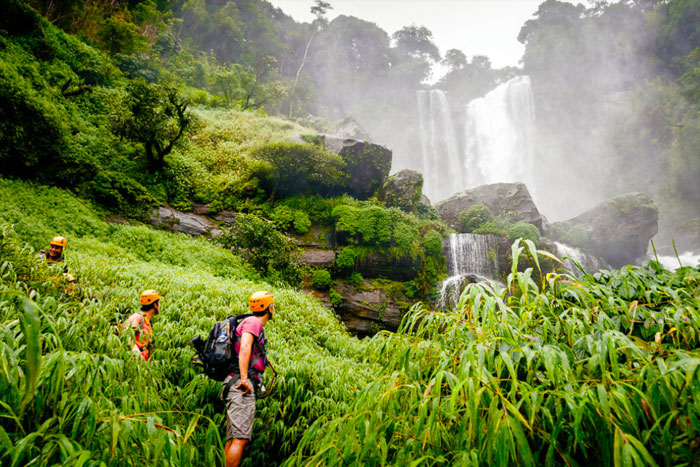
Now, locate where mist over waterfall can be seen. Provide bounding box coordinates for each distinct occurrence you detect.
[416,90,464,202]
[411,76,538,205]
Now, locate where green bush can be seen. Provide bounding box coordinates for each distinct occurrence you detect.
[329,288,343,307]
[459,204,494,233]
[252,142,346,200]
[422,230,443,257]
[348,272,364,287]
[270,205,311,234]
[311,269,332,290]
[219,213,303,285]
[507,222,540,245]
[336,247,358,271]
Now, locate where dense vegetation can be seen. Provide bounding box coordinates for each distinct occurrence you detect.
[2,178,699,465]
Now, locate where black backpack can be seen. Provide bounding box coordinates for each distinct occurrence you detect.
[191,314,263,382]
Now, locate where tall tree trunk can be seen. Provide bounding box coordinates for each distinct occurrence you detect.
[288,32,315,118]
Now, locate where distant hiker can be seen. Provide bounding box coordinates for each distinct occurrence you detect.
[121,290,161,362]
[39,236,67,264]
[221,291,273,467]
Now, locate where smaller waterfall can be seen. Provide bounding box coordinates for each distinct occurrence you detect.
[447,233,499,277]
[554,242,604,276]
[439,233,500,310]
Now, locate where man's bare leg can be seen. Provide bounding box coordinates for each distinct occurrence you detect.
[225,438,248,467]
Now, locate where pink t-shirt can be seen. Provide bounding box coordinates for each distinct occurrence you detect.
[234,316,267,374]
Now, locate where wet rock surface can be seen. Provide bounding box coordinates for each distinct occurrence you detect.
[150,206,219,237]
[377,169,424,213]
[549,192,658,267]
[436,182,545,231]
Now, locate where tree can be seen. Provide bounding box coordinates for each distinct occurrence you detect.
[289,0,333,117]
[112,79,191,170]
[252,142,346,203]
[442,48,467,71]
[392,24,440,62]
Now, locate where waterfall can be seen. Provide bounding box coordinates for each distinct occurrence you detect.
[412,76,537,204]
[464,75,537,191]
[416,90,464,202]
[553,241,604,276]
[446,233,499,277]
[439,233,499,310]
[649,252,700,271]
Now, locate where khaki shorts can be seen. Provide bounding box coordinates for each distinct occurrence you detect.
[220,375,256,440]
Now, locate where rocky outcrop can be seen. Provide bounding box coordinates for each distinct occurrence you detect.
[300,249,336,268]
[150,206,219,237]
[436,183,545,231]
[549,193,658,267]
[333,280,409,336]
[322,135,392,199]
[377,169,424,213]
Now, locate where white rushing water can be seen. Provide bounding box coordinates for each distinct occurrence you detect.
[416,90,464,202]
[439,233,500,310]
[553,241,605,276]
[413,76,537,204]
[464,75,536,191]
[650,252,700,271]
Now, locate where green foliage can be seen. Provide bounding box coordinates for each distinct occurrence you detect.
[335,247,358,272]
[310,269,332,290]
[347,272,363,287]
[270,205,311,234]
[507,222,540,245]
[328,288,343,307]
[290,240,700,466]
[219,212,303,286]
[459,204,495,233]
[111,79,192,170]
[422,230,443,257]
[253,142,346,201]
[473,219,509,236]
[0,178,379,466]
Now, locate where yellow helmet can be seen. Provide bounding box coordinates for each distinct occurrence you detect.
[249,291,274,313]
[140,289,161,306]
[63,273,75,283]
[50,236,67,248]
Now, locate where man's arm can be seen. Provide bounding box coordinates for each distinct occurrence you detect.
[235,332,254,394]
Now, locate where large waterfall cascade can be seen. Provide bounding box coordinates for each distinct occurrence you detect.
[416,90,464,202]
[412,76,537,204]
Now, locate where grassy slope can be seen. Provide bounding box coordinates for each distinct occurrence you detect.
[0,178,380,466]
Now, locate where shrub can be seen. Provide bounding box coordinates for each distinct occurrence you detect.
[422,230,443,257]
[329,288,343,307]
[507,222,540,245]
[311,269,332,290]
[347,272,364,287]
[459,204,494,232]
[270,205,311,234]
[336,247,358,271]
[219,213,303,285]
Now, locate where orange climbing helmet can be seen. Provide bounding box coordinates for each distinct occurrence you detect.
[249,291,274,313]
[140,289,161,306]
[50,236,67,248]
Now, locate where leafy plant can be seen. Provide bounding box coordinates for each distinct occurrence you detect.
[311,269,332,290]
[459,204,495,232]
[507,221,540,245]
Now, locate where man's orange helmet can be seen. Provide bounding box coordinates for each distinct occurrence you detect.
[50,236,67,248]
[140,290,161,306]
[249,291,274,313]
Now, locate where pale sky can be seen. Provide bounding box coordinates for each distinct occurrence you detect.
[268,0,549,72]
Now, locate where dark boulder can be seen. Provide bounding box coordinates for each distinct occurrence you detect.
[436,183,545,231]
[333,280,409,336]
[377,169,424,213]
[322,135,392,199]
[150,206,219,237]
[548,192,658,267]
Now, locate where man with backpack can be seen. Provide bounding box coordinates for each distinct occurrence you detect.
[221,290,273,467]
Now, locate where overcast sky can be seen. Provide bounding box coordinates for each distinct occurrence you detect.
[268,0,550,70]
